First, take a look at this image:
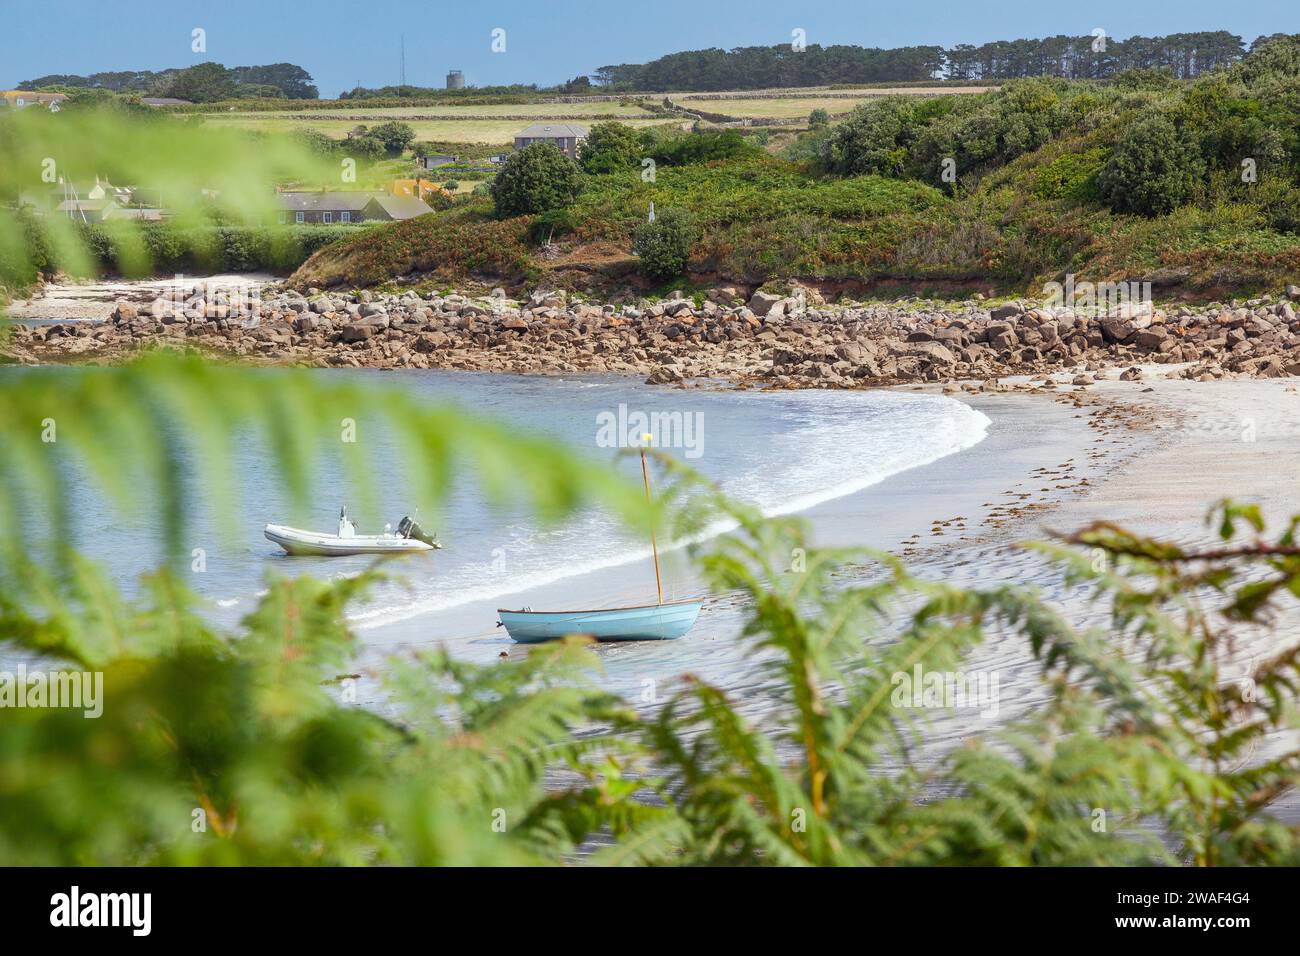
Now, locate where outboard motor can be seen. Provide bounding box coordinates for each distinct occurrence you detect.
[397,516,440,547]
[338,506,356,539]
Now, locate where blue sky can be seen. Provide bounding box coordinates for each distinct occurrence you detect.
[4,0,1297,97]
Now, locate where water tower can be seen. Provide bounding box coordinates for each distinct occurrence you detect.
[446,70,464,90]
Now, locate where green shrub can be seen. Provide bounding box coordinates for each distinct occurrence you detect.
[913,80,1083,184]
[632,207,698,279]
[1033,147,1108,202]
[1112,67,1180,91]
[0,207,54,286]
[491,143,582,218]
[821,97,922,177]
[527,208,580,245]
[1098,114,1206,216]
[343,135,387,163]
[291,204,534,287]
[579,121,643,173]
[1234,34,1300,84]
[68,224,358,276]
[644,129,757,166]
[1254,176,1300,232]
[368,120,416,155]
[783,124,835,165]
[293,128,339,159]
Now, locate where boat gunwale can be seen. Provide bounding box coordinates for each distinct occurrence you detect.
[496,598,705,616]
[263,525,434,553]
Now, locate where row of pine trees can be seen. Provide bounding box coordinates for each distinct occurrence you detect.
[594,31,1289,91]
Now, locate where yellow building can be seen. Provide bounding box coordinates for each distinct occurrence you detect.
[389,178,448,203]
[1,90,68,109]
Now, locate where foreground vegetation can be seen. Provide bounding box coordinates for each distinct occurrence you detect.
[1,353,1298,865]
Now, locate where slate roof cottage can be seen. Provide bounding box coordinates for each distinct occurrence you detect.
[512,123,588,159]
[274,191,433,224]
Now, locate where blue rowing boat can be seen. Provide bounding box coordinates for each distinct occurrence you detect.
[497,442,704,643]
[497,598,703,643]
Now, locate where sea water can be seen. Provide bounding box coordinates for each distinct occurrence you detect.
[7,369,991,683]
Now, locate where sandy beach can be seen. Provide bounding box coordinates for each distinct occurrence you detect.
[349,370,1300,817]
[904,374,1300,820]
[3,274,276,325]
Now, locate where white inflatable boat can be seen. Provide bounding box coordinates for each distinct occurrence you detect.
[265,508,441,557]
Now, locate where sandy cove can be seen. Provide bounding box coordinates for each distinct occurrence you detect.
[351,369,1300,823]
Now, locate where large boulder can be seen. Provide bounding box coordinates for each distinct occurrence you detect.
[834,342,874,364]
[414,331,451,352]
[1100,316,1137,343]
[341,323,377,343]
[748,290,783,317]
[646,365,683,385]
[988,328,1017,350]
[1133,327,1169,351]
[906,341,957,365]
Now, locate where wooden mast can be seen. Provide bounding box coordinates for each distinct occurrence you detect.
[639,441,663,606]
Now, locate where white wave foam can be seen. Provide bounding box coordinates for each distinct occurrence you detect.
[348,393,990,630]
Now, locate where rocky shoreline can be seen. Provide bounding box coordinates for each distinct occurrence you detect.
[7,283,1300,389]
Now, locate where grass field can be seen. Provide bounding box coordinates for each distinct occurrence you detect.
[201,112,671,145]
[673,96,874,118]
[218,101,656,119]
[671,85,995,98]
[197,85,994,144]
[673,88,994,119]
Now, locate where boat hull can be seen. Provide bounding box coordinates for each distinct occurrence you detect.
[264,524,435,557]
[497,599,703,643]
